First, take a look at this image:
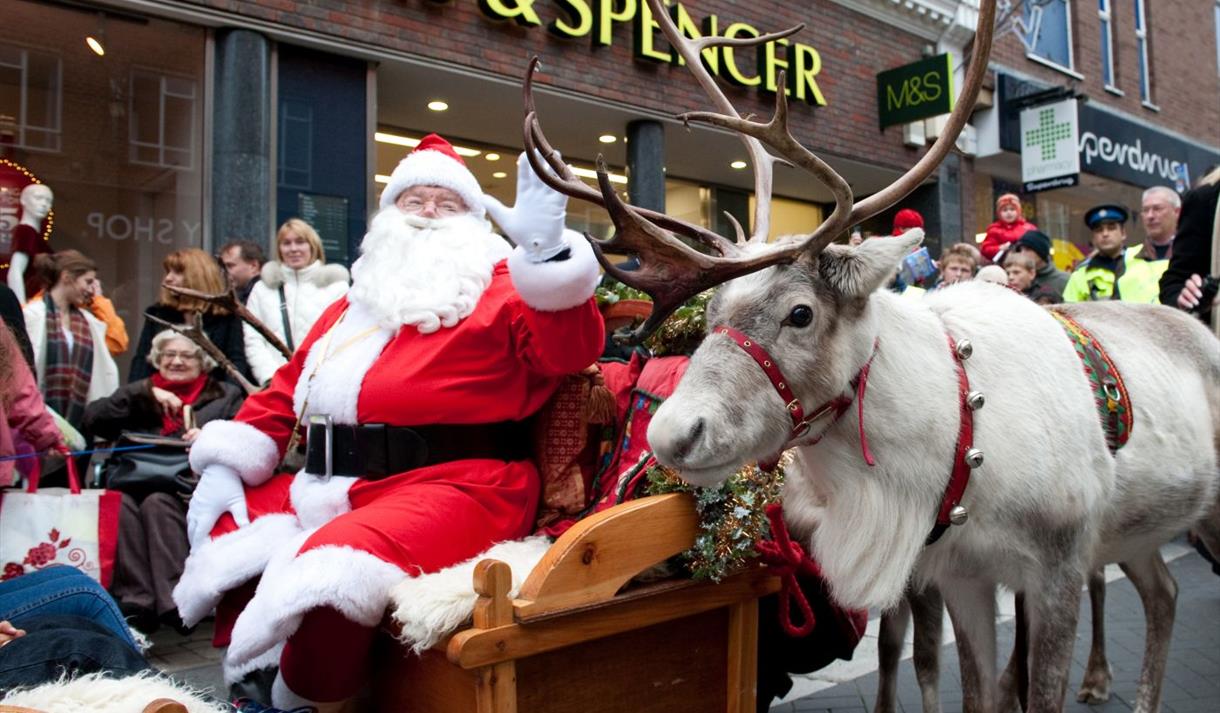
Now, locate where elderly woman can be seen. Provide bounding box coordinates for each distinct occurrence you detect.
[84,330,244,633]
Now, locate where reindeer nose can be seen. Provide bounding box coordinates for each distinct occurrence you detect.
[669,418,705,465]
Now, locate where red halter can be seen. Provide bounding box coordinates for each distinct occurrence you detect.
[713,326,877,468]
[715,325,978,546]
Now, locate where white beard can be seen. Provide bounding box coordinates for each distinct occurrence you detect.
[348,209,514,332]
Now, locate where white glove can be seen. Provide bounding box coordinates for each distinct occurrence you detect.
[481,151,569,263]
[187,464,250,550]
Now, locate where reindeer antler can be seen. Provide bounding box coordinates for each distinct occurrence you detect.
[144,311,259,395]
[164,284,292,360]
[524,0,997,343]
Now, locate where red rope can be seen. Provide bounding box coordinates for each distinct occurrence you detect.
[755,503,822,637]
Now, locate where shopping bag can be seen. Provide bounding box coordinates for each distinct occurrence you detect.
[0,456,122,586]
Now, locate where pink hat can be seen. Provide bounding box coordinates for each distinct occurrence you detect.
[378,133,485,217]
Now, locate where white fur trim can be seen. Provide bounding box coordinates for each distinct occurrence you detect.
[389,534,552,653]
[1,671,229,713]
[224,544,405,677]
[225,644,284,686]
[379,148,485,218]
[507,229,601,311]
[292,301,393,426]
[260,260,350,290]
[289,473,356,529]
[188,420,280,487]
[173,514,303,626]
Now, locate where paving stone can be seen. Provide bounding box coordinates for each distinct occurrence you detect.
[782,553,1219,711]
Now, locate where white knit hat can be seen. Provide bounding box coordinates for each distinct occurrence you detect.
[378,133,485,218]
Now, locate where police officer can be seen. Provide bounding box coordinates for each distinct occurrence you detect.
[1063,204,1163,303]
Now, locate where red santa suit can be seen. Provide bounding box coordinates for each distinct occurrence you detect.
[174,138,605,693]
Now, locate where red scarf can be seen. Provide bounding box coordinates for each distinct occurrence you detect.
[150,373,209,435]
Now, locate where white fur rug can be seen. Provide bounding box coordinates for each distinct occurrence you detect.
[389,534,552,653]
[0,671,228,713]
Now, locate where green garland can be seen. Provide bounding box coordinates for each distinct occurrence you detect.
[644,454,788,582]
[596,279,713,357]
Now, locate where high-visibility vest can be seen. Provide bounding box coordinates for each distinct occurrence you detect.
[1061,246,1162,303]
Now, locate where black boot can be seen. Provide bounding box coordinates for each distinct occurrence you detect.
[229,667,278,706]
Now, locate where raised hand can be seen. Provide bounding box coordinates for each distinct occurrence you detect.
[481,151,570,263]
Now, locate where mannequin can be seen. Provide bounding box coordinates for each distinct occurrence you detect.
[7,184,54,303]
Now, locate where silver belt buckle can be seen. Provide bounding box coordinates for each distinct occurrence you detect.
[307,414,334,479]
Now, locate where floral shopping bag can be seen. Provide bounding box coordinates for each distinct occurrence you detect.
[0,457,122,586]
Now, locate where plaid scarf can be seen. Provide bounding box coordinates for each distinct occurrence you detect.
[42,294,94,428]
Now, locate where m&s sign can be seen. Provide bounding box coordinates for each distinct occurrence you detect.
[876,54,954,130]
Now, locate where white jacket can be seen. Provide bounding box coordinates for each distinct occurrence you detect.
[244,260,349,384]
[23,298,120,403]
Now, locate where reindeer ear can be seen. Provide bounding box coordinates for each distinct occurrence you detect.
[817,228,925,297]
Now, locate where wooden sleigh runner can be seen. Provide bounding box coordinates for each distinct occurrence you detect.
[373,493,781,713]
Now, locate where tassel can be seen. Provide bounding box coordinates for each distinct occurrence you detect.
[583,365,616,425]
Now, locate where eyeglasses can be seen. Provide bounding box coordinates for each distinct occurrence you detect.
[398,197,466,217]
[161,351,201,362]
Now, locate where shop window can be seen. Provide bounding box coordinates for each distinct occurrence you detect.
[1022,0,1075,73]
[0,44,62,152]
[1134,0,1153,105]
[278,99,314,190]
[1098,0,1116,90]
[128,70,197,170]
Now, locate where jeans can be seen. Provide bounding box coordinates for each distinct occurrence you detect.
[0,566,139,650]
[0,615,149,692]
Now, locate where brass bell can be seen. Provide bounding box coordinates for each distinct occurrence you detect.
[949,505,969,526]
[964,448,984,468]
[967,391,985,410]
[955,339,974,360]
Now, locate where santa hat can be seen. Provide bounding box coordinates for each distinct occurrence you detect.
[995,193,1021,212]
[891,208,924,235]
[378,134,485,218]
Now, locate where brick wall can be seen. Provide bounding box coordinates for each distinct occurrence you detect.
[180,0,935,172]
[990,1,1220,145]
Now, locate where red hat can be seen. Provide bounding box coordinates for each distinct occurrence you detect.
[995,193,1021,212]
[891,208,924,235]
[379,133,485,217]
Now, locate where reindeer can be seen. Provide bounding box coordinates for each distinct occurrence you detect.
[520,1,1220,711]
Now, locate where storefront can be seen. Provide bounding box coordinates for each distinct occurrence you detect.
[3,0,977,374]
[973,72,1220,265]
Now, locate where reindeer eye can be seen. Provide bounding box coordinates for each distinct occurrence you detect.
[787,305,813,328]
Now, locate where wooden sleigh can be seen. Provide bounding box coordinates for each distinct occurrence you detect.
[372,493,781,713]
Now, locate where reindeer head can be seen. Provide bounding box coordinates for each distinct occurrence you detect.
[648,229,924,485]
[525,0,995,485]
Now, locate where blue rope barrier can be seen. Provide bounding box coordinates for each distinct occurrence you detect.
[0,444,158,464]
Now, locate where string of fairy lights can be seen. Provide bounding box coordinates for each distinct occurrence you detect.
[0,158,54,271]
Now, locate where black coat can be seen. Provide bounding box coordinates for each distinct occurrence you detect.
[129,304,253,385]
[1160,180,1220,323]
[83,377,245,441]
[0,284,33,368]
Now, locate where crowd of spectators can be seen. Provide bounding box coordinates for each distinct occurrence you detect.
[0,216,345,659]
[888,176,1219,323]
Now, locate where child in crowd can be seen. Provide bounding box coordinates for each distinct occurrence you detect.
[1004,250,1061,304]
[976,265,1009,285]
[935,244,980,288]
[981,193,1037,261]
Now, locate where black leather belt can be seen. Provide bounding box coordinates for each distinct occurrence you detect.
[304,417,531,479]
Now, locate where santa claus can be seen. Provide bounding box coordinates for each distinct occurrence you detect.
[174,134,605,711]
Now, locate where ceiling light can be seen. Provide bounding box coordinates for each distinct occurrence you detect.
[598,134,617,144]
[85,12,107,57]
[374,131,480,157]
[492,171,508,179]
[427,100,449,112]
[570,166,628,185]
[730,160,748,169]
[485,153,500,161]
[374,174,390,184]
